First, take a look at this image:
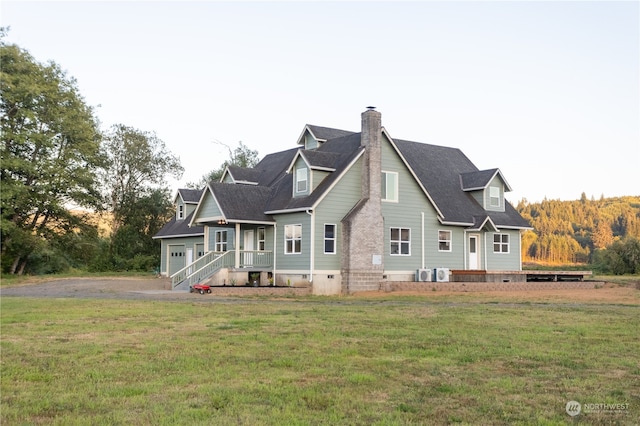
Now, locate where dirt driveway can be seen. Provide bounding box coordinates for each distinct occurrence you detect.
[1,277,638,305]
[0,277,199,302]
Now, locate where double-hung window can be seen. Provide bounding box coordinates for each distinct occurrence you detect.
[296,167,308,193]
[390,227,410,255]
[493,233,509,253]
[382,171,398,202]
[177,205,184,220]
[438,230,452,252]
[284,224,302,254]
[489,186,501,208]
[215,230,228,252]
[324,224,336,254]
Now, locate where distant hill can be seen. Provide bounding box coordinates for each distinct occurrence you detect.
[516,195,640,264]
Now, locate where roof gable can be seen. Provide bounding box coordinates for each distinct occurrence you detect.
[222,165,261,185]
[296,124,355,147]
[460,169,513,192]
[173,188,203,205]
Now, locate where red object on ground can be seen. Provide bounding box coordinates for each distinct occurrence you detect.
[189,283,211,295]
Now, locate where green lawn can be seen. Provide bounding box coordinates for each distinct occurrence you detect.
[2,296,638,425]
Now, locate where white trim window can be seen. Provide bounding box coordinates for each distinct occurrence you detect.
[390,227,411,255]
[382,171,398,202]
[257,227,266,251]
[324,224,336,254]
[284,224,302,254]
[493,233,510,253]
[177,204,184,220]
[489,186,501,208]
[296,167,308,193]
[215,230,228,252]
[438,230,452,252]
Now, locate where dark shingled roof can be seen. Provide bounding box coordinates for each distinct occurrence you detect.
[209,182,274,223]
[305,125,355,142]
[265,133,363,212]
[226,166,262,184]
[253,147,299,187]
[300,150,342,170]
[153,211,204,239]
[178,188,203,203]
[393,139,529,228]
[460,169,499,191]
[167,123,529,231]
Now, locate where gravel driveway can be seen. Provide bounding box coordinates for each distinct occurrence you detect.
[0,277,203,302]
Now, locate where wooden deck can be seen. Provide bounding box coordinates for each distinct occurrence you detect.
[451,270,592,283]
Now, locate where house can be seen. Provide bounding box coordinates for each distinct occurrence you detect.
[153,188,204,276]
[154,108,531,295]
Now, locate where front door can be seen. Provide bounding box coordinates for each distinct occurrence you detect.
[244,230,254,266]
[468,235,480,270]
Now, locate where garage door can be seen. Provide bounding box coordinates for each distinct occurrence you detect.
[168,245,186,276]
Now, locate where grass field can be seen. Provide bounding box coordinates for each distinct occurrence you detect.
[2,295,638,425]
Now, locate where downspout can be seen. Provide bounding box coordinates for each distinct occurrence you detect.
[484,233,488,270]
[273,223,277,284]
[306,209,314,283]
[235,222,241,268]
[463,230,467,270]
[421,212,425,269]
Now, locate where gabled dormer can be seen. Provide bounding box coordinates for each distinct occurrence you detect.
[296,124,355,150]
[174,188,202,220]
[220,165,261,185]
[460,169,512,212]
[287,149,340,197]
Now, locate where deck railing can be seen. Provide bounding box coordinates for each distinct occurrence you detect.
[171,250,273,289]
[239,250,273,268]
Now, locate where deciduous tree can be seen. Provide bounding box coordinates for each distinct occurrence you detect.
[1,35,103,274]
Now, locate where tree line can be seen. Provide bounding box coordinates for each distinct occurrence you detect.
[0,32,261,276]
[516,194,640,274]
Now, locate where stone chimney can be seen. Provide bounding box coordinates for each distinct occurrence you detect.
[361,107,382,202]
[340,108,385,294]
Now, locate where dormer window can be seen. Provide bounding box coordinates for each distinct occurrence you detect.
[296,167,308,193]
[489,186,500,208]
[177,204,184,220]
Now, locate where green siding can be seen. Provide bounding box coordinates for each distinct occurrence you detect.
[197,190,222,219]
[160,236,204,275]
[484,176,505,212]
[208,226,235,251]
[314,158,363,271]
[312,170,330,192]
[305,134,319,150]
[485,230,521,270]
[275,212,311,271]
[380,137,447,271]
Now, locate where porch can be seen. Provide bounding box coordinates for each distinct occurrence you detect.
[171,250,273,289]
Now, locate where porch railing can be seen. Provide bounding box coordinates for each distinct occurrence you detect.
[171,250,273,289]
[239,250,273,268]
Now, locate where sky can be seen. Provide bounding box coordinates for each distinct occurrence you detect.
[2,0,639,203]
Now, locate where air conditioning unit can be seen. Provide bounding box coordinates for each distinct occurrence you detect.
[416,268,432,282]
[434,268,450,282]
